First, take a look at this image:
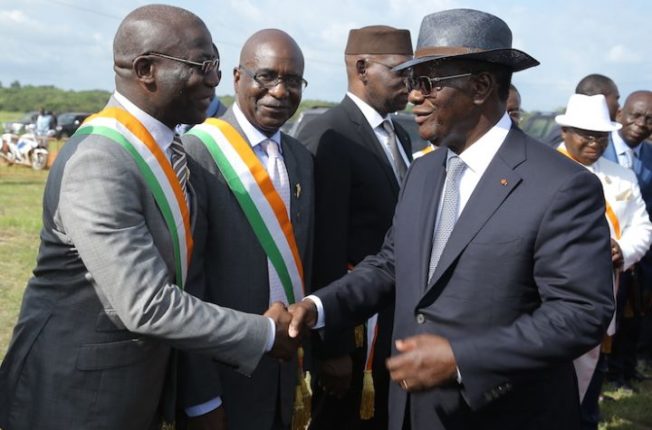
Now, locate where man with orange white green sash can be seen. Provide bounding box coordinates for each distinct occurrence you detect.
[180,29,314,430]
[0,6,296,430]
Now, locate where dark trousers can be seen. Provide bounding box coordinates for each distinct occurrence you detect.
[580,354,606,430]
[608,270,642,381]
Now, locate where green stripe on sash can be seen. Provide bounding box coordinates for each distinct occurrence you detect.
[187,127,296,303]
[76,125,185,288]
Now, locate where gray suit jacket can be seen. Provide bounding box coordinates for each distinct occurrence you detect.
[180,107,314,430]
[0,98,270,430]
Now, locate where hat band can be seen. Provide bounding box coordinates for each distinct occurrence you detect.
[415,46,486,58]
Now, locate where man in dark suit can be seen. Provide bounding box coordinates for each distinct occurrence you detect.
[289,9,614,430]
[296,25,412,430]
[603,90,652,387]
[0,5,295,430]
[180,29,314,430]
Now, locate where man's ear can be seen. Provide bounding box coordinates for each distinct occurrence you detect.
[132,56,156,85]
[616,107,623,123]
[356,58,368,83]
[470,72,493,105]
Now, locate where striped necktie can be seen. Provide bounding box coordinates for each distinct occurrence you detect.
[264,139,291,305]
[170,134,189,204]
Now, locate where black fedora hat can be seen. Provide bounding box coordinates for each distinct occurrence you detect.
[394,9,539,72]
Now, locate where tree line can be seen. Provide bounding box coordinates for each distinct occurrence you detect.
[0,81,335,116]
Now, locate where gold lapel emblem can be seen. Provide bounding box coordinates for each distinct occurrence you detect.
[500,178,508,186]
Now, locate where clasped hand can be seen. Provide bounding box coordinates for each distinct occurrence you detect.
[264,301,300,360]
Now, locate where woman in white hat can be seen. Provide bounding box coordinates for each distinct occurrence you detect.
[556,93,652,429]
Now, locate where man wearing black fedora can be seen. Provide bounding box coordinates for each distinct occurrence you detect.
[289,8,614,430]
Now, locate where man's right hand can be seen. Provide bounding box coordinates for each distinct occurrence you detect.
[288,299,318,338]
[264,301,298,360]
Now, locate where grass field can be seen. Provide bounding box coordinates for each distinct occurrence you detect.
[0,160,651,429]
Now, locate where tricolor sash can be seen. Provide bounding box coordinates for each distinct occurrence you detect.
[187,118,305,304]
[75,107,193,288]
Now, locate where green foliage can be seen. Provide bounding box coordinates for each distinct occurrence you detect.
[0,82,111,113]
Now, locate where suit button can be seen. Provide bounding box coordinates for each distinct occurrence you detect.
[84,272,93,282]
[416,313,425,324]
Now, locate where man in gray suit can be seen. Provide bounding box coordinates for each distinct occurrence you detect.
[0,5,295,430]
[180,29,314,430]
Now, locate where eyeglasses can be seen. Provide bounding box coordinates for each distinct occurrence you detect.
[144,52,220,76]
[238,66,308,91]
[568,127,609,144]
[405,73,473,96]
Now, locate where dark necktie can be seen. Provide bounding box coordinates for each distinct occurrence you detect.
[382,120,407,181]
[170,134,189,204]
[428,155,466,281]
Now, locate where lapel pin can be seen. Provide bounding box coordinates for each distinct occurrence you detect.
[500,178,508,186]
[295,183,302,199]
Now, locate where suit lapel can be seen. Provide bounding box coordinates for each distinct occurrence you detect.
[342,96,401,194]
[422,130,525,298]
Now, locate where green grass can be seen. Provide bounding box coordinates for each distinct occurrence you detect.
[0,163,48,355]
[0,160,651,429]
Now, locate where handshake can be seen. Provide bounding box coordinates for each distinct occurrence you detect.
[263,300,318,360]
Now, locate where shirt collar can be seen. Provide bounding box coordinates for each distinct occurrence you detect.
[449,112,511,175]
[233,102,282,150]
[612,130,639,156]
[113,90,175,153]
[347,92,389,129]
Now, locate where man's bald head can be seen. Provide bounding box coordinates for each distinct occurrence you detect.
[234,29,304,135]
[112,4,218,128]
[239,29,304,71]
[114,5,208,73]
[618,90,652,147]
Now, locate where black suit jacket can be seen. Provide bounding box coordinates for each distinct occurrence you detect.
[297,96,411,427]
[316,126,614,430]
[298,95,411,355]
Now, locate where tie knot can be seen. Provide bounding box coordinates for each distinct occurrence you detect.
[264,139,280,158]
[447,156,466,179]
[381,120,394,135]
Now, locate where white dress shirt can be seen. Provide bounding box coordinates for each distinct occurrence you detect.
[612,130,640,169]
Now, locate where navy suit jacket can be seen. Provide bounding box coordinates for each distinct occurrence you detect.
[315,126,614,430]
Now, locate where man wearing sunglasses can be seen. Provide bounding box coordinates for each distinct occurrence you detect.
[289,9,614,429]
[181,29,313,430]
[0,5,296,430]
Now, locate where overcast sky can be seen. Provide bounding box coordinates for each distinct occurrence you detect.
[1,0,650,112]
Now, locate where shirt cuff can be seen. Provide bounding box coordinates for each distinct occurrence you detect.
[305,295,325,329]
[264,317,276,352]
[185,396,222,417]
